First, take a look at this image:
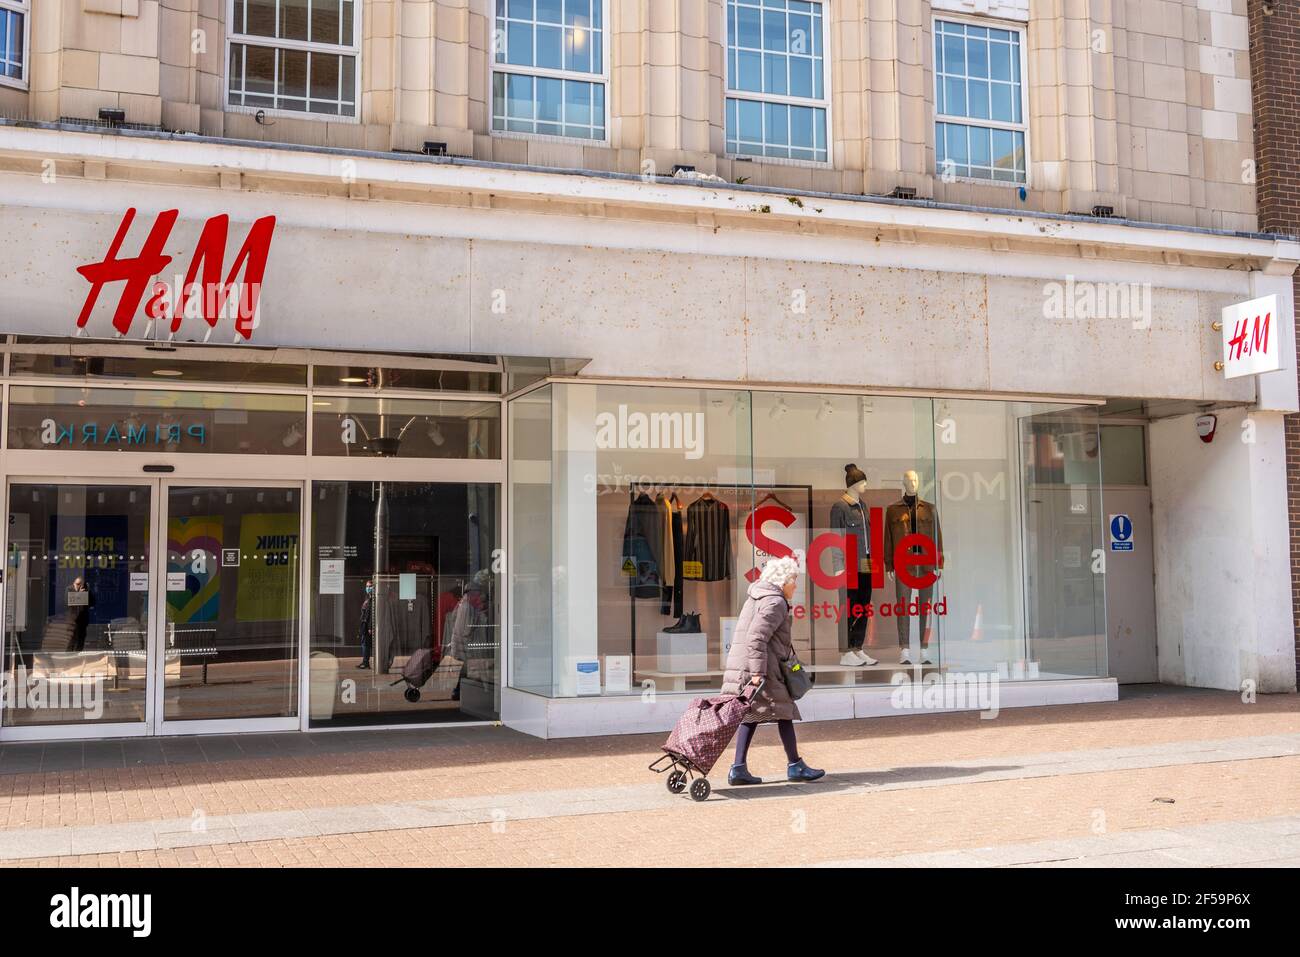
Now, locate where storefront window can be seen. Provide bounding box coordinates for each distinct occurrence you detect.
[310,397,501,459]
[308,481,500,725]
[752,393,937,680]
[1018,408,1107,677]
[515,383,753,696]
[508,384,1109,698]
[6,387,308,455]
[508,386,554,695]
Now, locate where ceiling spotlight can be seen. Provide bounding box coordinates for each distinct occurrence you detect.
[282,422,304,448]
[427,421,446,447]
[816,398,835,421]
[769,397,789,419]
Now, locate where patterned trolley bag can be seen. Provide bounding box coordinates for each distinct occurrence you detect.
[650,682,763,802]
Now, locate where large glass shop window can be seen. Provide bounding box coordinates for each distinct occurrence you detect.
[308,481,500,725]
[507,384,1108,698]
[751,393,939,682]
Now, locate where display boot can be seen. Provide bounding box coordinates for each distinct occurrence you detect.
[662,615,689,634]
[684,612,702,633]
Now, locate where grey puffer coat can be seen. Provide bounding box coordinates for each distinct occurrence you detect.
[720,580,800,723]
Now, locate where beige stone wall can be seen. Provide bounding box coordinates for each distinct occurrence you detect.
[0,0,1257,230]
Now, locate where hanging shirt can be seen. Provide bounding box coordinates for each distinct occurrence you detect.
[682,496,733,582]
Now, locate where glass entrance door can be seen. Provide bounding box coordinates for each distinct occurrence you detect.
[2,482,155,734]
[156,485,301,730]
[1,479,303,738]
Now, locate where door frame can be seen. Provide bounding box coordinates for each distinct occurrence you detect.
[0,475,159,741]
[151,478,305,737]
[0,474,308,740]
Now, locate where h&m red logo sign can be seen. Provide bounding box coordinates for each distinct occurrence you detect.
[76,208,277,340]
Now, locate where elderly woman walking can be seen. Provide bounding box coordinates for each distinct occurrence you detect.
[720,555,826,785]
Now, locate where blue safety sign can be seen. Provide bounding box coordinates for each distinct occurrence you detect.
[1109,514,1134,552]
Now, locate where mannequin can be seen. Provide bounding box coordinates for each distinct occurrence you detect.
[883,470,944,665]
[829,464,878,667]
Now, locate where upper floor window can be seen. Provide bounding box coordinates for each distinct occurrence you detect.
[227,0,360,119]
[492,0,606,141]
[0,0,27,88]
[934,18,1027,184]
[725,0,828,163]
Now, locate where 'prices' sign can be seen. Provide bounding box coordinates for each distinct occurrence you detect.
[1221,294,1281,379]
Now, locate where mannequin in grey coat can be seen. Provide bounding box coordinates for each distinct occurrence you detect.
[720,556,826,785]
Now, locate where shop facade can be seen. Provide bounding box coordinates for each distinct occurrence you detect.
[0,124,1296,740]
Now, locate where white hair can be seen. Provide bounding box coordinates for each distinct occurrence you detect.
[759,556,801,588]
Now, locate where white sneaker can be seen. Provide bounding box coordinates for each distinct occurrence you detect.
[839,652,861,666]
[899,648,913,665]
[920,650,933,665]
[854,650,878,666]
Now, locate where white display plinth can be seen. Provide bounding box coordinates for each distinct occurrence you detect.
[652,631,708,673]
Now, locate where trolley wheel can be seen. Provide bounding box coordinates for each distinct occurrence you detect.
[666,770,687,794]
[689,778,712,802]
[403,687,421,703]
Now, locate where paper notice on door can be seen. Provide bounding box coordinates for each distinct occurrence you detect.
[166,571,188,592]
[130,572,149,592]
[319,560,345,595]
[399,572,416,600]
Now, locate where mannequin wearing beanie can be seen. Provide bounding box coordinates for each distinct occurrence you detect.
[829,464,878,667]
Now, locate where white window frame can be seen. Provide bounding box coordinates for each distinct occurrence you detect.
[0,0,30,92]
[723,0,833,169]
[932,13,1031,188]
[488,0,612,146]
[224,0,362,124]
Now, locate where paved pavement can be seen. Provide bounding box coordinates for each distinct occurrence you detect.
[0,684,1296,867]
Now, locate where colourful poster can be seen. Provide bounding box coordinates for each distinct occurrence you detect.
[236,513,300,622]
[167,515,222,623]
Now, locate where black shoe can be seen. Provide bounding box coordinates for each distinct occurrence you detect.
[662,616,689,634]
[787,758,826,782]
[728,764,762,786]
[683,612,702,633]
[357,661,370,670]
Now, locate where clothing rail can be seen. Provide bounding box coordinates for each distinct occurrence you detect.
[622,482,815,662]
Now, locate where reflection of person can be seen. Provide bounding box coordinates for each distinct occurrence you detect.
[357,579,375,670]
[721,557,825,786]
[66,577,93,652]
[447,573,488,702]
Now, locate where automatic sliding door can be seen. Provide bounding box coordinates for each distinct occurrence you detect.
[160,486,301,725]
[3,483,153,731]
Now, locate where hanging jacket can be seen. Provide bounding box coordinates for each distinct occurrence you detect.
[622,493,665,598]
